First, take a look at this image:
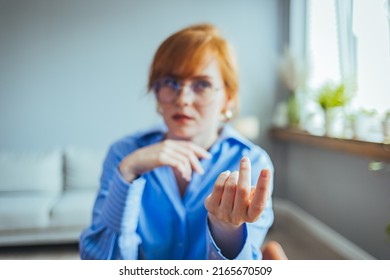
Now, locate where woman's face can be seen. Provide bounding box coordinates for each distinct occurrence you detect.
[157,55,230,146]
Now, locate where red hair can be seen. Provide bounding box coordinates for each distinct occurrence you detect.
[148,23,239,116]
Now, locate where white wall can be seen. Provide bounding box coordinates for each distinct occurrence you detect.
[0,0,284,151]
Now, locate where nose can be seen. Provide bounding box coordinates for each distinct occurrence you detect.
[175,84,195,106]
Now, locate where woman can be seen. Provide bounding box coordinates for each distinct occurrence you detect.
[79,23,274,260]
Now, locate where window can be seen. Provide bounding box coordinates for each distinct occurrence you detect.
[306,0,390,115]
[307,0,340,89]
[352,0,390,113]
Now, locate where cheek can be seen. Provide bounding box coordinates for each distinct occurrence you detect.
[198,105,222,122]
[200,95,226,120]
[159,104,173,117]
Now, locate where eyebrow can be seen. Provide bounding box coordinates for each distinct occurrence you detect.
[169,74,212,80]
[191,75,212,80]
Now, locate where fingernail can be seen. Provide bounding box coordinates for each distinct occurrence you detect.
[241,157,250,168]
[205,152,212,159]
[261,169,270,178]
[241,156,249,162]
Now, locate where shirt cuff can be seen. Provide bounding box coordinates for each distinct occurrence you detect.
[102,168,146,233]
[206,221,254,260]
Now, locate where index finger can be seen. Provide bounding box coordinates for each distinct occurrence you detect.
[185,142,212,159]
[171,143,206,174]
[204,170,231,211]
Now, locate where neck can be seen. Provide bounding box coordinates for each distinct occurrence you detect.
[192,131,219,150]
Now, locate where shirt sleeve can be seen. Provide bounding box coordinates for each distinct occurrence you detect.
[206,146,274,260]
[79,142,146,260]
[206,220,250,260]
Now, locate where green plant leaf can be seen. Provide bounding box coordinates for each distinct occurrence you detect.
[287,94,300,126]
[317,82,351,109]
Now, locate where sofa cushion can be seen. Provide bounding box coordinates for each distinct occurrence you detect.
[0,150,63,192]
[0,193,58,231]
[64,147,106,190]
[50,189,97,228]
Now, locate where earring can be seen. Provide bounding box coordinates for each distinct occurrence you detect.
[220,109,233,122]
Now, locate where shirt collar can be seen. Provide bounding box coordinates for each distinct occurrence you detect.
[137,122,252,150]
[218,124,253,149]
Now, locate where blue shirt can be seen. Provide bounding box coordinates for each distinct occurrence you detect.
[79,124,274,260]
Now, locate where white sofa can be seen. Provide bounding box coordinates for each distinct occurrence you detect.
[0,147,106,246]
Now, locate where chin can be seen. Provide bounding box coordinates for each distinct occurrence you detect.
[171,130,196,140]
[167,125,197,140]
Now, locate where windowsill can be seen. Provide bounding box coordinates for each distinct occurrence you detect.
[269,127,390,161]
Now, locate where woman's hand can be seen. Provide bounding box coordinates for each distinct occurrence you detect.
[204,157,270,258]
[119,139,211,182]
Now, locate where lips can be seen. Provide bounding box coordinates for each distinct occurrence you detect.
[172,113,194,122]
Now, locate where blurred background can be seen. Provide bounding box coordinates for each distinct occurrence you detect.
[0,0,283,151]
[0,0,389,260]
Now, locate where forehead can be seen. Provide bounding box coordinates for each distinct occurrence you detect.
[171,53,222,80]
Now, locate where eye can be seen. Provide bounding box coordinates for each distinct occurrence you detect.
[162,77,179,89]
[192,79,212,92]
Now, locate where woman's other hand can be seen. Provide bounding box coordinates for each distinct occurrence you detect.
[119,139,211,182]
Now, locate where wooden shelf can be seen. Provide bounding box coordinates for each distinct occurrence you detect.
[269,127,390,161]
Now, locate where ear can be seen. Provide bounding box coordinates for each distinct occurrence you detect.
[223,98,235,113]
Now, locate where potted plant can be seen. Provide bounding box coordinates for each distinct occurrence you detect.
[317,82,352,137]
[353,108,378,141]
[277,47,308,129]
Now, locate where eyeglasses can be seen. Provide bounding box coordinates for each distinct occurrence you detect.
[153,77,222,106]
